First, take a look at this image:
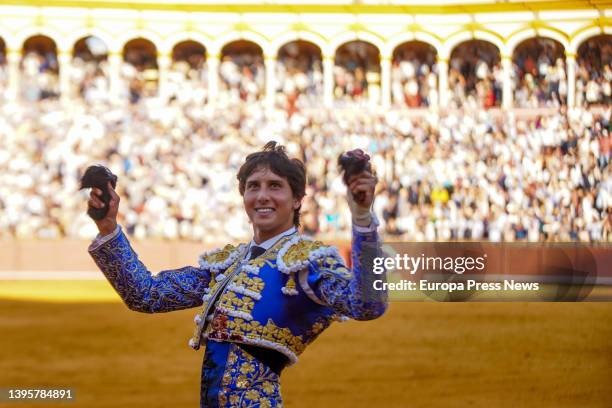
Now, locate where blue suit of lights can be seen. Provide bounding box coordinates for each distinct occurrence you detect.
[89,224,387,407]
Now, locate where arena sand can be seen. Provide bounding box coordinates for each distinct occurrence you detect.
[0,281,610,408]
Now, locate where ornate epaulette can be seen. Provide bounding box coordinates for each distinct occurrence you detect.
[277,236,342,296]
[198,243,246,278]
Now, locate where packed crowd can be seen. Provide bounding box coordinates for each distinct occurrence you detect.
[512,38,567,108]
[0,90,609,242]
[21,51,60,101]
[1,37,610,243]
[391,44,438,108]
[275,42,323,112]
[448,41,503,110]
[218,51,265,105]
[4,36,610,110]
[333,41,381,107]
[0,51,6,92]
[576,35,612,107]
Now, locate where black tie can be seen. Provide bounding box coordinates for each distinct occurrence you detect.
[249,246,266,260]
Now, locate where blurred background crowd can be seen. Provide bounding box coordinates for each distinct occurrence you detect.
[0,34,610,243]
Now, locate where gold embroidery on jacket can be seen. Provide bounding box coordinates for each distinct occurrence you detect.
[233,274,265,293]
[197,235,333,358]
[200,244,241,266]
[281,239,324,266]
[218,344,282,407]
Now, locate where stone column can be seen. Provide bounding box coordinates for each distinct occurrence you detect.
[323,54,334,108]
[207,53,220,105]
[108,51,122,103]
[380,55,391,109]
[6,48,21,100]
[437,56,449,108]
[501,55,513,109]
[566,52,576,108]
[157,52,171,100]
[264,54,276,109]
[58,50,72,100]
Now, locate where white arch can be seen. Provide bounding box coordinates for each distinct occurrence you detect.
[159,31,213,55]
[113,29,164,54]
[384,31,443,59]
[505,28,537,56]
[569,25,612,55]
[534,27,570,51]
[442,30,504,59]
[14,28,63,52]
[326,30,385,58]
[270,31,325,58]
[507,27,569,56]
[65,28,114,56]
[211,30,270,57]
[0,31,16,51]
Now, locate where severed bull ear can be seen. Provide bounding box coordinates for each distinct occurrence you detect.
[338,149,372,184]
[80,165,118,220]
[338,149,372,203]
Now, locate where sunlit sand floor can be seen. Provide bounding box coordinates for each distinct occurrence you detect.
[0,281,610,407]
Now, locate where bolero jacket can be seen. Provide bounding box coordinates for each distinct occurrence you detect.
[88,225,387,365]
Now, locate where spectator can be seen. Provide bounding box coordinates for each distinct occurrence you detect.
[0,94,609,242]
